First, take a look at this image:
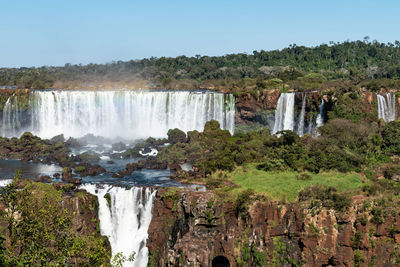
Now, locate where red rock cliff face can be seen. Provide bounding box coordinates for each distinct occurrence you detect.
[235,90,280,123]
[147,190,400,267]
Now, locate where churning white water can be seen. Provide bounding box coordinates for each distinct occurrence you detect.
[81,184,156,267]
[377,93,397,122]
[0,179,12,187]
[272,93,295,134]
[1,90,235,139]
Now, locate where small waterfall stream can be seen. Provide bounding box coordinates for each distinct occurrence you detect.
[296,94,306,136]
[272,92,295,134]
[1,96,22,137]
[377,93,397,122]
[81,184,156,267]
[316,99,325,128]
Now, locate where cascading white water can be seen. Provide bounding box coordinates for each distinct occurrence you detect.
[1,90,235,139]
[272,92,295,134]
[296,94,306,136]
[377,93,397,122]
[1,96,22,137]
[316,99,325,128]
[81,184,156,267]
[272,92,326,136]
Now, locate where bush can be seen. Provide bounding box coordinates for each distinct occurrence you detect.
[296,172,312,181]
[298,185,351,212]
[204,120,221,132]
[167,128,187,144]
[235,189,255,219]
[382,121,400,155]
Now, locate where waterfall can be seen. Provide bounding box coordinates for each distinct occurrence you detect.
[296,94,306,136]
[1,96,22,137]
[272,92,326,136]
[0,90,235,139]
[377,93,397,122]
[272,92,295,134]
[316,99,325,128]
[81,184,156,267]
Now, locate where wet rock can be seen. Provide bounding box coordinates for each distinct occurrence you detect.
[112,142,126,151]
[35,175,52,183]
[65,137,83,148]
[61,167,81,185]
[49,134,65,144]
[142,147,152,154]
[122,148,141,158]
[112,173,123,178]
[110,153,123,159]
[78,152,100,163]
[169,163,182,171]
[87,165,106,176]
[106,160,115,164]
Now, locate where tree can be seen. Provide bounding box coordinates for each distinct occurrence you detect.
[382,120,400,155]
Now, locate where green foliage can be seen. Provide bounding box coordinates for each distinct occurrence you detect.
[354,250,364,267]
[235,189,255,219]
[0,177,109,266]
[370,207,384,224]
[296,172,312,181]
[230,165,362,202]
[298,185,351,211]
[74,165,86,173]
[167,128,187,144]
[3,40,400,89]
[104,193,111,207]
[272,236,292,266]
[111,252,135,267]
[382,120,400,155]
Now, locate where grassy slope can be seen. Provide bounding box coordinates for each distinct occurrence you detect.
[225,164,364,202]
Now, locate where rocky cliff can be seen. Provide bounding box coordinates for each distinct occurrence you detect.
[147,189,400,267]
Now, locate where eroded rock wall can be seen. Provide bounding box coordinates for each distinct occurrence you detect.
[148,190,400,267]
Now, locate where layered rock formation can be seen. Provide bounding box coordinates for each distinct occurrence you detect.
[148,189,400,266]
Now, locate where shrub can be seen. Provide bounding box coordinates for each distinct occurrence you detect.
[382,121,400,155]
[167,128,187,144]
[298,185,351,212]
[235,189,255,219]
[74,166,86,173]
[296,172,312,181]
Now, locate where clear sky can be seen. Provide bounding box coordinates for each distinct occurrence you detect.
[1,0,399,67]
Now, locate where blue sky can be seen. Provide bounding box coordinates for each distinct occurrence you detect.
[0,0,399,67]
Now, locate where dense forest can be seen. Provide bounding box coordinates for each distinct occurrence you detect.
[1,38,400,90]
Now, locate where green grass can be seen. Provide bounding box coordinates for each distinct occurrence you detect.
[225,164,364,202]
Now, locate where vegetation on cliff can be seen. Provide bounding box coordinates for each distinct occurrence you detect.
[0,174,110,266]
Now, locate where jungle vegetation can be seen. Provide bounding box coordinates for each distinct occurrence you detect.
[1,39,400,90]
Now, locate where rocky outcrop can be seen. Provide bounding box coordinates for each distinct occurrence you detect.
[148,189,400,266]
[235,90,280,123]
[235,90,325,126]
